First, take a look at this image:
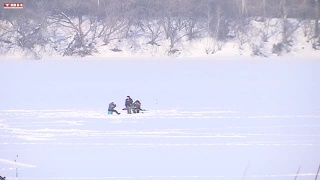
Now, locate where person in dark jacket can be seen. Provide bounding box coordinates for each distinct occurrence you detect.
[108,102,120,115]
[132,100,142,113]
[124,96,133,114]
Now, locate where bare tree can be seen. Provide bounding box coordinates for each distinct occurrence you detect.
[316,0,320,38]
[49,0,98,57]
[314,0,320,38]
[98,19,128,45]
[0,21,15,55]
[5,1,53,59]
[312,0,320,49]
[158,0,191,54]
[205,0,226,54]
[162,17,189,54]
[142,20,163,46]
[137,0,163,46]
[271,0,306,55]
[238,0,248,19]
[183,0,206,41]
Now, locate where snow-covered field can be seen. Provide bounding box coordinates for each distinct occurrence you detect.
[1,58,320,179]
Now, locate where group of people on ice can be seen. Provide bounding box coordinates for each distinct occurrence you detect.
[108,96,143,115]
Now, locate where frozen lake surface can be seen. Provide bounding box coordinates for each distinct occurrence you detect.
[0,58,320,179]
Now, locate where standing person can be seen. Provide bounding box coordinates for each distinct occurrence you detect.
[108,102,120,115]
[132,100,142,113]
[125,96,133,114]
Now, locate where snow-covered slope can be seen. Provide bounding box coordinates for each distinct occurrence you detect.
[1,18,319,59]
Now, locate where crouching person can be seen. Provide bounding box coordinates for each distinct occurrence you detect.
[132,100,143,113]
[108,102,120,115]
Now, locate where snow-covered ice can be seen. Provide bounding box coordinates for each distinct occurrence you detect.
[0,58,320,179]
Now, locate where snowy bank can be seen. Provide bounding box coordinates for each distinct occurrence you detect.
[1,18,319,60]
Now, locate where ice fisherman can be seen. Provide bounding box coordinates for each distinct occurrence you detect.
[124,96,133,114]
[108,102,120,115]
[132,100,142,113]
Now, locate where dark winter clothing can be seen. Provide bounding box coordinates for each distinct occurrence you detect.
[125,97,133,107]
[132,100,142,113]
[108,102,116,110]
[108,102,120,115]
[125,96,133,114]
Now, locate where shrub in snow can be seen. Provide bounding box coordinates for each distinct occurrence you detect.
[313,38,320,50]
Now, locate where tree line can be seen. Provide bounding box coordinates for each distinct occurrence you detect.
[0,0,319,58]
